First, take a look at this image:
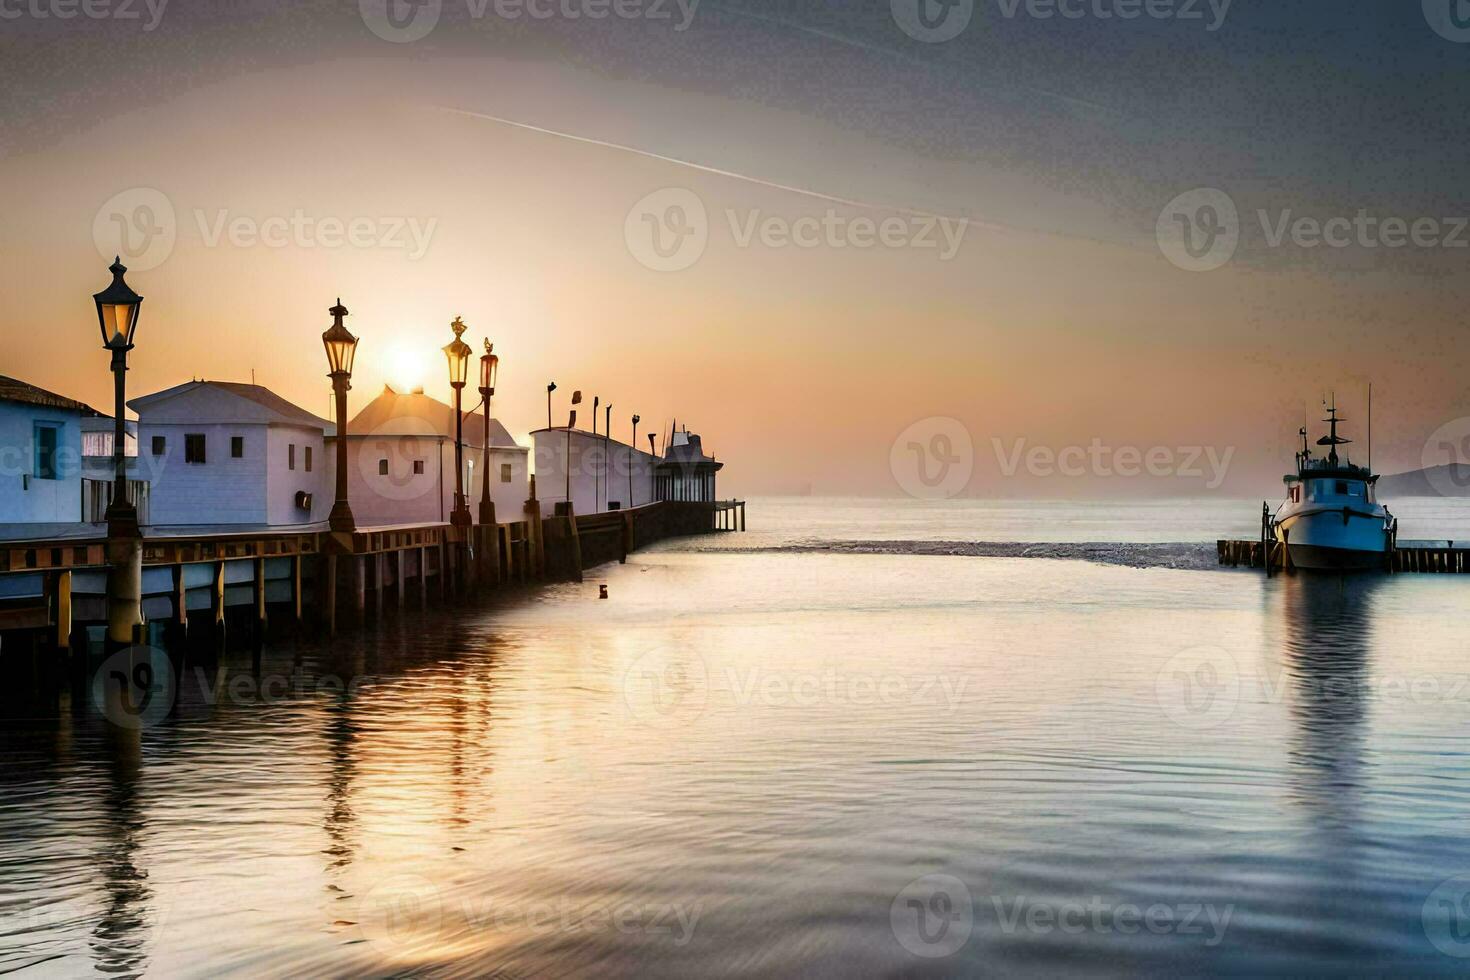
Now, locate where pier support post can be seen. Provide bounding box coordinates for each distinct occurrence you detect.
[396,549,406,611]
[418,546,429,608]
[324,553,339,637]
[52,569,72,659]
[480,503,500,588]
[525,497,544,579]
[253,557,267,649]
[104,534,143,654]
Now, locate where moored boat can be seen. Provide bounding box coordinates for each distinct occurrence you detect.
[1272,401,1394,571]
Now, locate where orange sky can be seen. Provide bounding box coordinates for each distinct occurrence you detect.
[3,33,1467,497]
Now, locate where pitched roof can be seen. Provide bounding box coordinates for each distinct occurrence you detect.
[348,385,523,449]
[0,375,102,416]
[128,380,333,430]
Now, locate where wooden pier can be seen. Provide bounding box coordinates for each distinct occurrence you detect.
[1218,538,1469,573]
[0,498,745,660]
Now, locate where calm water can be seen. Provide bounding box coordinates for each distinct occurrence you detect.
[5,497,1470,977]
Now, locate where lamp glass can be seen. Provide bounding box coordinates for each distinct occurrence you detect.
[444,340,471,386]
[480,352,499,392]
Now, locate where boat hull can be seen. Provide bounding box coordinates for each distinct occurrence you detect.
[1275,507,1390,572]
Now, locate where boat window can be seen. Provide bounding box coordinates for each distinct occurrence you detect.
[1335,480,1348,495]
[1346,482,1364,497]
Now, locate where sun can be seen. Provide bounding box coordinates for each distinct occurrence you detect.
[388,344,426,392]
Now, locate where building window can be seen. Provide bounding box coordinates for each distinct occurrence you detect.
[231,436,244,458]
[379,458,389,476]
[151,435,166,456]
[500,463,512,483]
[185,433,206,464]
[288,444,296,470]
[305,446,312,472]
[413,459,424,475]
[34,423,59,480]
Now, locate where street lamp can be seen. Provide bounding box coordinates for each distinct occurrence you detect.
[630,414,640,508]
[478,338,499,526]
[565,389,581,508]
[443,316,473,529]
[648,432,658,501]
[322,298,359,533]
[93,257,142,538]
[592,395,600,509]
[604,402,612,509]
[94,258,143,653]
[546,381,556,430]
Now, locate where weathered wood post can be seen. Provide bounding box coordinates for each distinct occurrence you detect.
[253,557,267,648]
[524,496,544,579]
[396,549,406,611]
[418,545,429,607]
[324,553,339,637]
[51,569,73,659]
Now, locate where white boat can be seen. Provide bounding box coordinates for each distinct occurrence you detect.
[1271,400,1395,572]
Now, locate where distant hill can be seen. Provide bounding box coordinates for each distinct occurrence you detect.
[1378,464,1470,497]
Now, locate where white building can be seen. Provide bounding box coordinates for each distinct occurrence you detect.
[129,381,333,527]
[531,426,659,517]
[337,385,529,527]
[0,375,100,524]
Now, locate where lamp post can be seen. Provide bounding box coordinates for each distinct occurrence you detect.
[604,402,612,509]
[565,390,581,512]
[94,258,143,651]
[546,381,556,430]
[477,339,500,583]
[630,414,640,508]
[478,339,499,526]
[592,395,600,510]
[443,317,473,530]
[321,299,359,534]
[648,432,658,500]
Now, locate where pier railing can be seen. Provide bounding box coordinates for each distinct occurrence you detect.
[0,498,745,660]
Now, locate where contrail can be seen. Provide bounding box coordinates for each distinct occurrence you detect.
[433,104,1001,228]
